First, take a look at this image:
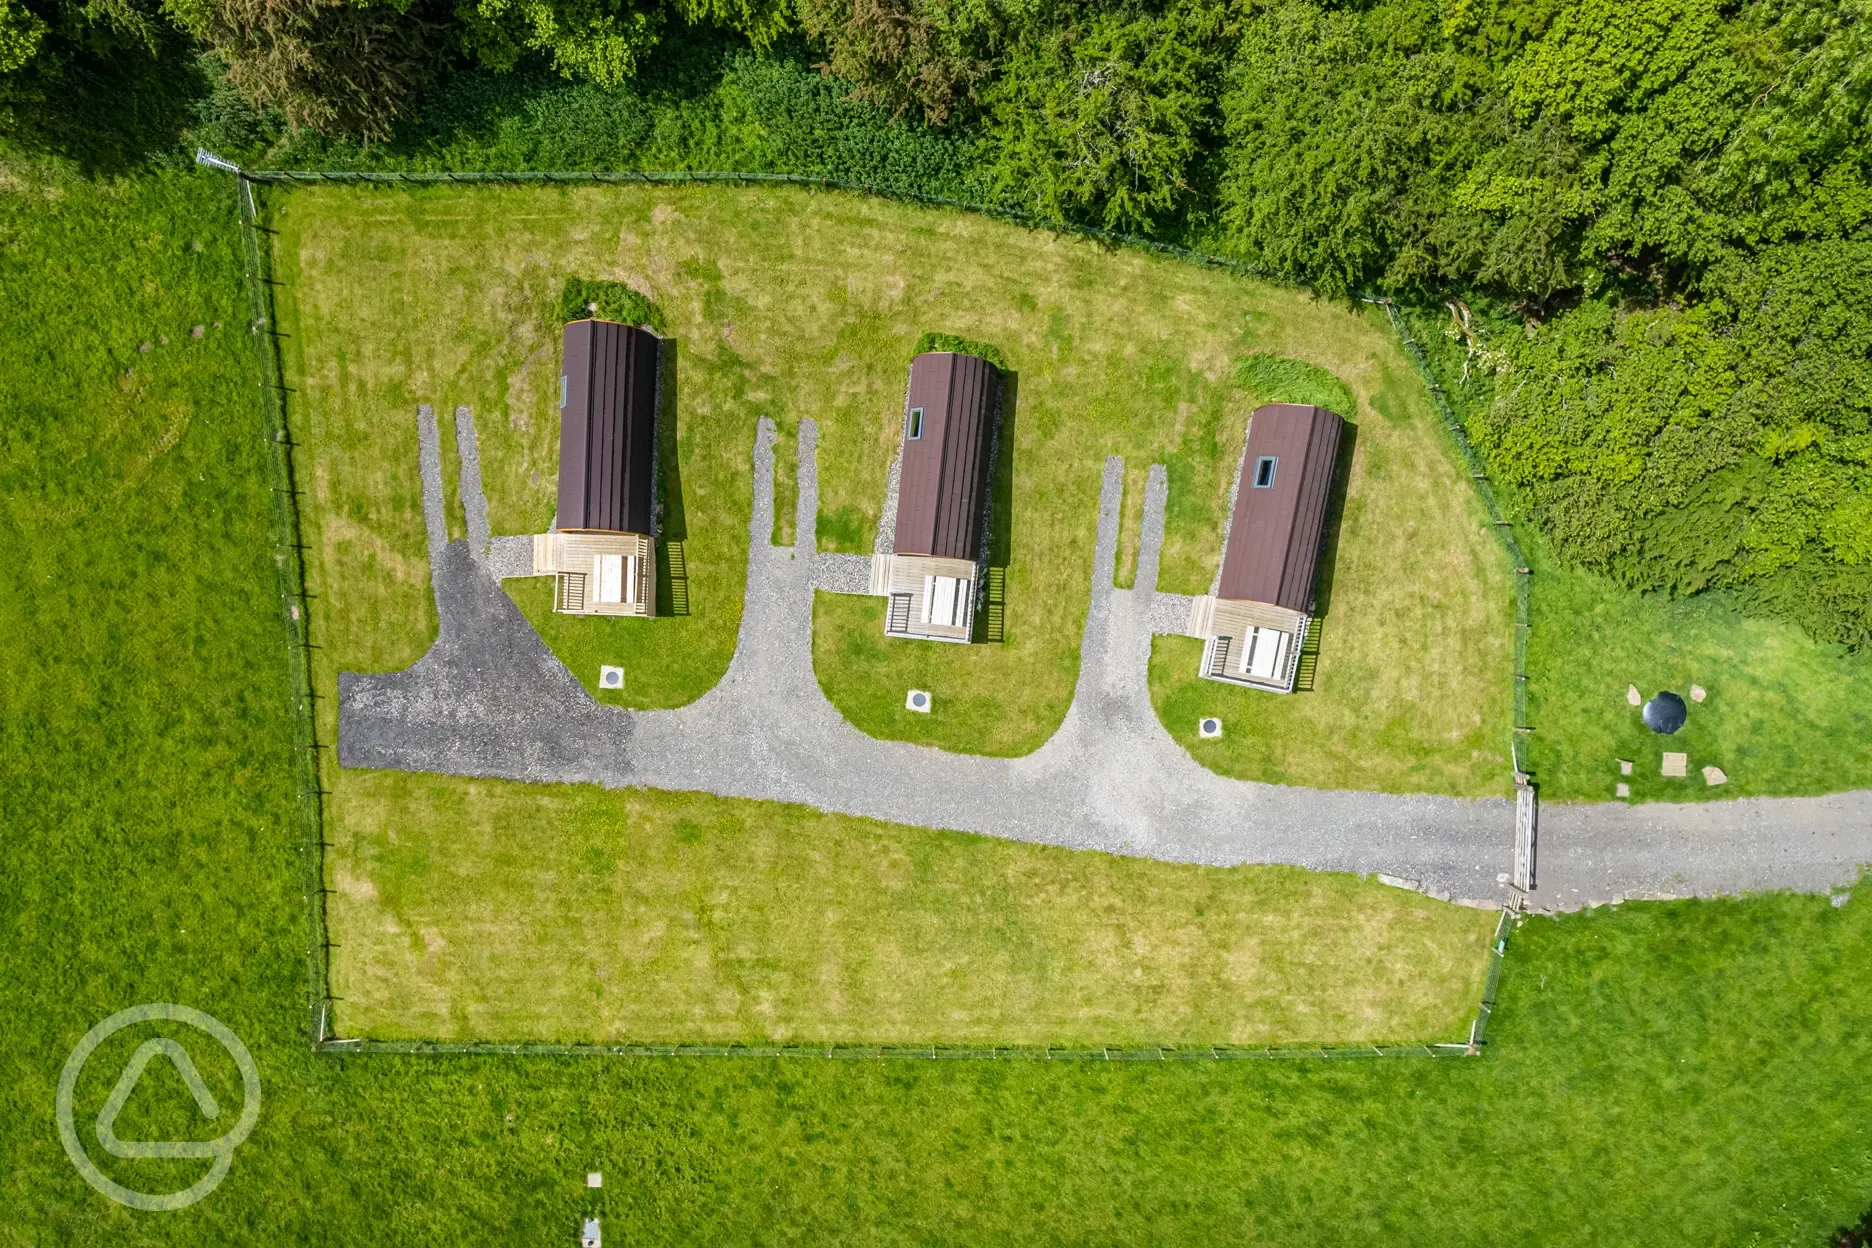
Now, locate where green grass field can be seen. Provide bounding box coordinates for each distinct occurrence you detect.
[812,303,1513,788]
[271,180,1509,790]
[327,770,1495,1047]
[1523,535,1872,802]
[270,179,1514,1040]
[279,182,1500,1047]
[1144,356,1514,795]
[1398,307,1872,804]
[10,162,1872,1246]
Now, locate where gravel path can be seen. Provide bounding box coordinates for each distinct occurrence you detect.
[1211,417,1250,596]
[338,407,1872,912]
[453,404,491,564]
[485,536,534,581]
[873,446,902,560]
[415,404,447,563]
[810,553,874,594]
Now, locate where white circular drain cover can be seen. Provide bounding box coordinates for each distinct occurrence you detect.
[906,689,932,713]
[1198,717,1222,738]
[600,664,624,689]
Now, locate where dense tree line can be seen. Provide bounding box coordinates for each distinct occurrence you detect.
[3,0,1867,642]
[1464,241,1872,646]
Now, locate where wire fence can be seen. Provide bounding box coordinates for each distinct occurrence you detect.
[214,151,1517,1061]
[233,172,336,1046]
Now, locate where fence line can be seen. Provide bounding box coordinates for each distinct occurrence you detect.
[211,151,1516,1061]
[313,1039,1482,1061]
[233,172,335,1045]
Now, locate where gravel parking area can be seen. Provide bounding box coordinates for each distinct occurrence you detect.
[337,407,1872,911]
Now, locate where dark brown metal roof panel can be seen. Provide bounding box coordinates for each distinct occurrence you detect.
[892,352,999,560]
[1217,404,1344,612]
[558,319,659,534]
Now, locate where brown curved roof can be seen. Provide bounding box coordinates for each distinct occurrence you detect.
[892,352,1000,560]
[1218,404,1344,612]
[558,319,659,534]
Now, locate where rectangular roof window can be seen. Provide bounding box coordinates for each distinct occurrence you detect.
[908,407,924,440]
[560,374,569,409]
[1254,456,1277,488]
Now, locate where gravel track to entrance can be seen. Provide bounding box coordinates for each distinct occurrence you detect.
[338,410,1872,911]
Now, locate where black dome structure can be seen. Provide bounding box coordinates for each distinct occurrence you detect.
[1643,691,1688,735]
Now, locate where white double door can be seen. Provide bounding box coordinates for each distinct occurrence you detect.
[922,574,971,628]
[591,553,640,606]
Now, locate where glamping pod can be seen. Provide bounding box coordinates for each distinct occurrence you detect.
[1188,403,1344,691]
[533,319,661,617]
[879,351,1000,642]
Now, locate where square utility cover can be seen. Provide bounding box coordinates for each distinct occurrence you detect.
[599,665,624,690]
[905,689,932,713]
[1198,717,1223,739]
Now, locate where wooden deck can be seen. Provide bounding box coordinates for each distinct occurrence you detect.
[1187,595,1307,693]
[880,553,977,643]
[532,530,655,618]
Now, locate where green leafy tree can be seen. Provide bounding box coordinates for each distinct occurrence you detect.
[1218,0,1502,294]
[1453,0,1867,295]
[181,0,445,140]
[1713,0,1872,245]
[0,0,49,74]
[795,0,1028,124]
[456,0,662,87]
[1485,0,1756,288]
[981,2,1222,231]
[1500,0,1724,142]
[1442,110,1595,298]
[1476,241,1872,644]
[1,0,200,162]
[458,0,786,91]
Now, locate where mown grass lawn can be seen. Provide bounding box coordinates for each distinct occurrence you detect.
[1523,537,1872,802]
[274,181,1509,790]
[328,770,1495,1047]
[275,180,1501,1045]
[8,162,1872,1247]
[1146,356,1515,795]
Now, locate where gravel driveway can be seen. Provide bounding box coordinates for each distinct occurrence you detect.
[337,408,1872,912]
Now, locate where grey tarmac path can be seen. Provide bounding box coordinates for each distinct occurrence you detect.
[338,408,1872,911]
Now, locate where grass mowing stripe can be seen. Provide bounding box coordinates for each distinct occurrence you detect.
[271,178,1509,786]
